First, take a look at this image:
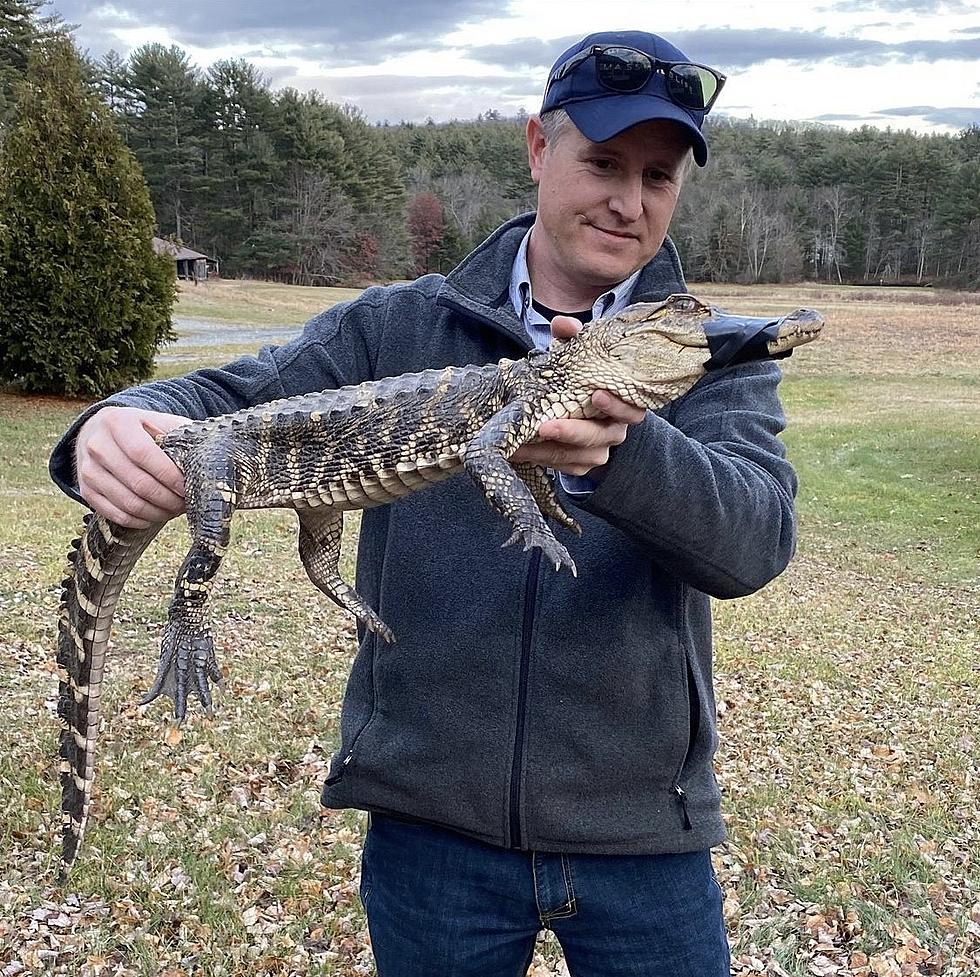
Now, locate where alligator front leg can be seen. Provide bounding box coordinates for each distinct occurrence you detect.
[142,472,236,721]
[463,401,576,575]
[296,508,395,643]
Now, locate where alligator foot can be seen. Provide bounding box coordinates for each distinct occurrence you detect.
[141,620,222,723]
[346,601,396,644]
[503,527,577,576]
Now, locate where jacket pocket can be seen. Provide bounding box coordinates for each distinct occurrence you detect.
[671,655,701,831]
[325,635,380,785]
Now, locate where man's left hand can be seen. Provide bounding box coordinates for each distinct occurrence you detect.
[510,315,647,478]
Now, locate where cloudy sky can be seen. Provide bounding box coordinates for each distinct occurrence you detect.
[53,0,980,133]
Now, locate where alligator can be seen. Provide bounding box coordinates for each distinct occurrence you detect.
[56,293,823,874]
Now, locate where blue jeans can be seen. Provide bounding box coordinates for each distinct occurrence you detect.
[359,814,730,977]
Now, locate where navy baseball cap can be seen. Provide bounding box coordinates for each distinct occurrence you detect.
[541,31,720,166]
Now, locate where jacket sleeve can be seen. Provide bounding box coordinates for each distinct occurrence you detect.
[49,288,391,504]
[577,359,798,599]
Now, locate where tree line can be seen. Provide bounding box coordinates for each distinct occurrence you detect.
[2,3,978,289]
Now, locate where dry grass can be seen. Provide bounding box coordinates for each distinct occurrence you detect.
[174,280,362,325]
[0,283,978,975]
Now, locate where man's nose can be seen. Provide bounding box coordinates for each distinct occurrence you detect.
[608,177,644,222]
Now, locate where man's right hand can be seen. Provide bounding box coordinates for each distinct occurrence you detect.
[75,407,190,528]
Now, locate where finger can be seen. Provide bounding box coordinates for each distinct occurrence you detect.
[84,489,155,529]
[550,315,583,343]
[114,423,186,498]
[513,442,607,476]
[84,463,181,524]
[79,448,183,520]
[86,440,185,515]
[592,390,647,425]
[537,417,628,449]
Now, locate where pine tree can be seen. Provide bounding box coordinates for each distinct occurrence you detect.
[0,37,175,397]
[125,44,205,243]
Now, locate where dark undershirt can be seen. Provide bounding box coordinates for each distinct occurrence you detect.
[531,299,593,325]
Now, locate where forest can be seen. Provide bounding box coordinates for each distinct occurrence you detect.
[2,3,978,288]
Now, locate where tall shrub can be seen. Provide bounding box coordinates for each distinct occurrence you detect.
[0,38,175,397]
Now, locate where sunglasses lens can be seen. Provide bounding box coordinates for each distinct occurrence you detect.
[595,47,651,92]
[667,64,718,110]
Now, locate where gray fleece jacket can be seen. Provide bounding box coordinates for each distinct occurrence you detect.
[50,213,798,855]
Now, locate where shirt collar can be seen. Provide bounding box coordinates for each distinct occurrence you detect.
[509,228,643,335]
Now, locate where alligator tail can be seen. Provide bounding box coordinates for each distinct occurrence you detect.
[57,512,162,877]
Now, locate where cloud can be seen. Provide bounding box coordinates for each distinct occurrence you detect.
[633,29,980,71]
[265,72,531,123]
[825,0,971,11]
[55,0,499,59]
[466,29,980,74]
[813,104,980,128]
[876,104,980,127]
[463,35,581,69]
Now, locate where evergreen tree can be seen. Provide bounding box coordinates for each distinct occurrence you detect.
[0,38,175,396]
[199,58,280,269]
[0,0,66,125]
[95,48,135,117]
[125,44,205,243]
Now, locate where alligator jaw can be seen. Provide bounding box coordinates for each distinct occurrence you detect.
[702,306,825,370]
[767,308,825,356]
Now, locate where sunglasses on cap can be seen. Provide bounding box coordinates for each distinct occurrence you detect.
[547,45,727,114]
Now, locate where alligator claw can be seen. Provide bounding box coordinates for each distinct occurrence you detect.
[141,621,222,722]
[502,528,577,576]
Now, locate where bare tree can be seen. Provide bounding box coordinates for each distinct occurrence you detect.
[813,185,856,282]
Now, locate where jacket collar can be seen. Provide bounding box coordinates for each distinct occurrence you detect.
[436,212,688,350]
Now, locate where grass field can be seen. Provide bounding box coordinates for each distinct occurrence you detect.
[1,280,978,976]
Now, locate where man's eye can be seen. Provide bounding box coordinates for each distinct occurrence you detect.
[590,158,614,170]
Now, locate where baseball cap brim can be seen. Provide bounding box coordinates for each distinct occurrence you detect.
[563,93,708,166]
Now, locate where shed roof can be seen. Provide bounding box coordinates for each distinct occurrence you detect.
[152,237,210,261]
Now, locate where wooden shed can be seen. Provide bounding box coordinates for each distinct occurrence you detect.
[152,237,217,281]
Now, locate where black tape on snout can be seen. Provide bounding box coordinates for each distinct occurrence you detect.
[703,316,792,371]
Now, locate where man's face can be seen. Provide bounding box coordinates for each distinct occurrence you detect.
[526,116,691,305]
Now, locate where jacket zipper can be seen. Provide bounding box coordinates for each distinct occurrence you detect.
[674,784,693,830]
[325,717,373,784]
[325,640,380,786]
[509,549,540,848]
[324,749,355,786]
[672,657,697,832]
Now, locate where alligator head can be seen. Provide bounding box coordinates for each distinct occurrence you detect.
[570,292,824,410]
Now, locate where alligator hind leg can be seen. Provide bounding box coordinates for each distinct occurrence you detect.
[297,508,395,643]
[142,462,237,721]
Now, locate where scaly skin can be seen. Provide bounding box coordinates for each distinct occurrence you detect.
[56,293,823,874]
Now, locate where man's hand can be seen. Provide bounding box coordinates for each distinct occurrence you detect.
[511,315,646,477]
[75,407,190,528]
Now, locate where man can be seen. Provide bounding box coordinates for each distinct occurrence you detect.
[51,30,796,976]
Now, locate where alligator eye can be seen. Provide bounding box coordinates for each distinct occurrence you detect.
[672,295,697,311]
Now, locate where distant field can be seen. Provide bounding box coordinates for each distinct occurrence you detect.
[0,282,977,976]
[174,278,363,325]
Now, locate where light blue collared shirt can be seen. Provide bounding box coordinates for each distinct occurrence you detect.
[509,229,643,495]
[509,229,643,347]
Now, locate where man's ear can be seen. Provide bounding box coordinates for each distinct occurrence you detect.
[526,115,547,184]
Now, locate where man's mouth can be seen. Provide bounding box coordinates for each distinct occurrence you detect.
[587,223,637,241]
